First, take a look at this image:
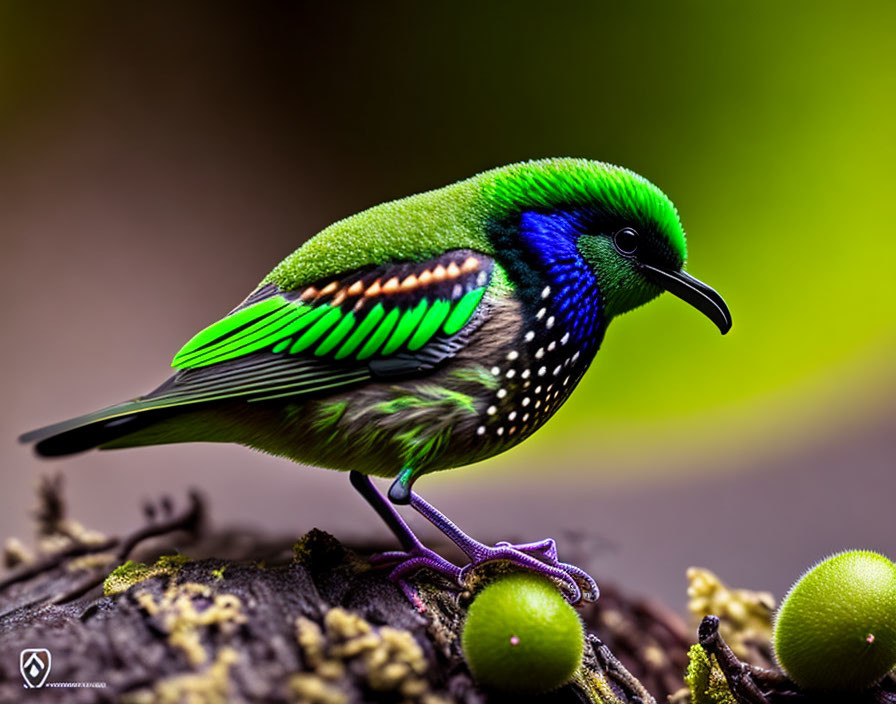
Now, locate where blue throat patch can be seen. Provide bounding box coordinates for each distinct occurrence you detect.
[517,210,604,347]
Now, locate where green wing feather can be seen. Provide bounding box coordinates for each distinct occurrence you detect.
[21,250,495,456]
[129,249,492,409]
[171,250,492,374]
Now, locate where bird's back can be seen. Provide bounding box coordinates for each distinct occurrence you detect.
[262,172,493,294]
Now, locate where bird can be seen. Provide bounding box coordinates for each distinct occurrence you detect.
[21,158,731,606]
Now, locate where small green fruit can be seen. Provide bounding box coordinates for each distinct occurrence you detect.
[773,550,896,692]
[461,572,584,694]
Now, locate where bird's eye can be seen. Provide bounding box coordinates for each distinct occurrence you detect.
[613,227,639,256]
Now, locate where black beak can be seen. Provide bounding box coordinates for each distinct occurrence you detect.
[640,264,732,334]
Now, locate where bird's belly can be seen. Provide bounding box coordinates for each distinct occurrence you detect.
[268,364,509,478]
[248,296,597,480]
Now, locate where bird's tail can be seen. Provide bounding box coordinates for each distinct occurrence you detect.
[19,401,180,457]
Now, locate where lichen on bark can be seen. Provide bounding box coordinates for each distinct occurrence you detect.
[0,477,658,703]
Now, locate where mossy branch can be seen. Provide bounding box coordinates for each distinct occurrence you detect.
[0,475,680,703]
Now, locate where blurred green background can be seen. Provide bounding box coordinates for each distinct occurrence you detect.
[2,1,894,608]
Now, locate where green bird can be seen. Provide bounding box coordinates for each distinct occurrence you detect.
[21,158,731,605]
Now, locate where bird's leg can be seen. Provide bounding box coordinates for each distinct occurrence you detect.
[387,467,415,504]
[389,471,555,559]
[360,470,598,606]
[349,471,462,610]
[395,477,598,604]
[350,470,416,551]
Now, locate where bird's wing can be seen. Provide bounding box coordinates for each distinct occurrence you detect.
[142,249,495,408]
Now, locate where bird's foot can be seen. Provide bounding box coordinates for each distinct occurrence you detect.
[458,539,599,604]
[406,491,599,605]
[370,545,463,611]
[350,471,598,609]
[371,539,596,607]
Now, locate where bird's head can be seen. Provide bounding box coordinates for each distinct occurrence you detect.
[482,158,731,334]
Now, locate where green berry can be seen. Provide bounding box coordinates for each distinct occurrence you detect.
[461,572,584,694]
[773,550,896,692]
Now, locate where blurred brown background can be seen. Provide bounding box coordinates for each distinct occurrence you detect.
[2,2,894,612]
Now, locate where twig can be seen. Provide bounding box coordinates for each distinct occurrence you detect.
[0,491,203,605]
[116,491,203,561]
[698,616,772,704]
[34,474,67,537]
[0,537,118,591]
[589,634,657,704]
[49,492,204,604]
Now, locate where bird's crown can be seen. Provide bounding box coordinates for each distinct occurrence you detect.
[476,158,693,320]
[480,157,687,267]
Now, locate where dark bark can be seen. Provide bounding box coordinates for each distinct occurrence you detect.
[0,478,686,703]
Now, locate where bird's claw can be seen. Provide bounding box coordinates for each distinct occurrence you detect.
[369,544,463,611]
[460,541,599,604]
[556,559,600,603]
[495,538,559,561]
[372,539,597,607]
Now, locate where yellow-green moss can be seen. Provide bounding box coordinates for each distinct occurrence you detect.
[687,567,775,660]
[3,537,33,567]
[572,667,627,703]
[136,581,247,666]
[121,646,238,704]
[293,607,441,702]
[685,645,735,704]
[103,554,190,596]
[68,552,116,573]
[289,673,348,704]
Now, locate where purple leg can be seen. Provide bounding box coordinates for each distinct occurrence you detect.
[408,490,599,604]
[351,472,599,606]
[349,472,462,610]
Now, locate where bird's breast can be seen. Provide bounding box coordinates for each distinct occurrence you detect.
[463,285,604,449]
